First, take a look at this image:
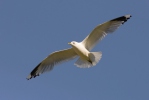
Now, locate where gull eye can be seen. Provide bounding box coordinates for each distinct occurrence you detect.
[72,42,75,44]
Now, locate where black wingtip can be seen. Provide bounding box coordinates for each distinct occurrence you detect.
[26,63,41,80]
[111,14,132,24]
[26,74,39,80]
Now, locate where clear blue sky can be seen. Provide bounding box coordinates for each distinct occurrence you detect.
[0,0,149,100]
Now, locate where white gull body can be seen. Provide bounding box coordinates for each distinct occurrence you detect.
[68,41,102,68]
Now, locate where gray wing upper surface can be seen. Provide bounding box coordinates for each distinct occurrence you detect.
[27,48,77,80]
[82,15,131,51]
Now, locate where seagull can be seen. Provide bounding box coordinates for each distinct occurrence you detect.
[27,14,131,80]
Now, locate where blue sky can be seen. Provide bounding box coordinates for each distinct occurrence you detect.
[0,0,149,100]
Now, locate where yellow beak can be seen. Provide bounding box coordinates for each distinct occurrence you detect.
[68,42,71,44]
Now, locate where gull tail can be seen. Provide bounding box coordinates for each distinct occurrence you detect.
[74,52,102,68]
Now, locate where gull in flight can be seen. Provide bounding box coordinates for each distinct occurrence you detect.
[27,14,131,80]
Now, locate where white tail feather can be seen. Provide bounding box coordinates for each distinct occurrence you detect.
[74,52,102,68]
[74,58,92,68]
[89,52,102,66]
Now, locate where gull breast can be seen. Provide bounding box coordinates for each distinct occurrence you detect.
[72,43,90,60]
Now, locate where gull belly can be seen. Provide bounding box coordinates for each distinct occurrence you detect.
[71,42,90,61]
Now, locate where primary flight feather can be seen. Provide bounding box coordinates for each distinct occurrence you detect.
[27,14,131,80]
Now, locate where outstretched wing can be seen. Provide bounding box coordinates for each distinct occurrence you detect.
[82,15,131,51]
[27,48,77,80]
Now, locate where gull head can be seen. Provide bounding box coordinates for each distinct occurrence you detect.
[68,41,78,46]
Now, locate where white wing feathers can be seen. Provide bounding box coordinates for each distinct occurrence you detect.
[27,48,77,80]
[82,15,131,51]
